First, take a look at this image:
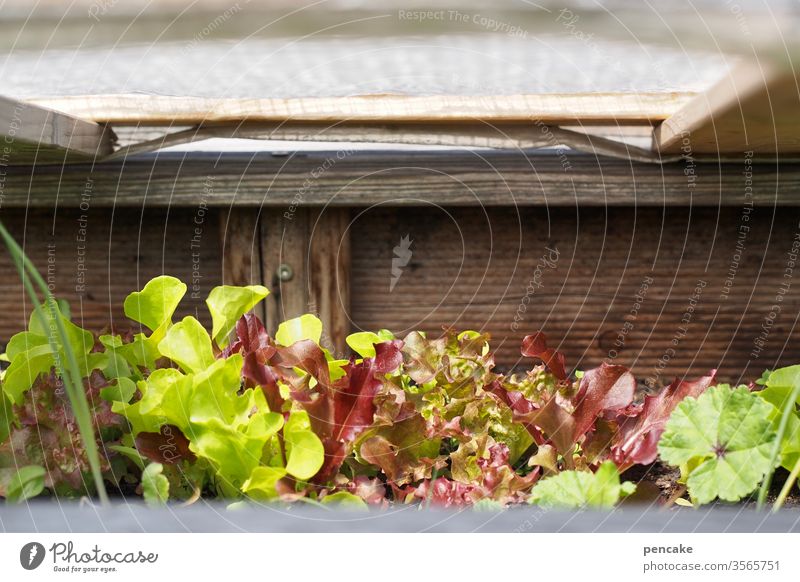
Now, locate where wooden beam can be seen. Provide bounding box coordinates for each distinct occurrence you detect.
[259,208,351,356]
[30,92,694,126]
[0,95,115,164]
[219,207,264,319]
[3,151,800,207]
[260,208,309,334]
[655,59,800,155]
[308,209,351,357]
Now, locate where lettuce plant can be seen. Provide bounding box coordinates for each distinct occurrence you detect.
[2,272,780,510]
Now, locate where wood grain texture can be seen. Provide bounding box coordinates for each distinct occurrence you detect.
[3,204,799,382]
[4,151,800,207]
[349,206,800,383]
[308,208,351,356]
[0,208,221,344]
[259,208,351,356]
[655,59,800,155]
[260,208,308,335]
[0,95,115,164]
[219,207,264,320]
[30,93,693,126]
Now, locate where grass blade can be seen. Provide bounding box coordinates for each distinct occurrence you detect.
[756,381,800,510]
[0,220,109,504]
[773,455,800,511]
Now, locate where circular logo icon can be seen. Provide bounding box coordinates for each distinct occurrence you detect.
[20,542,46,570]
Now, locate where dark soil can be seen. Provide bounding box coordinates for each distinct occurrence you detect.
[622,463,800,508]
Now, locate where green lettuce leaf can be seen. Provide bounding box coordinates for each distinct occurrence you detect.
[142,462,169,506]
[123,275,186,333]
[529,461,635,508]
[206,284,269,348]
[158,316,215,373]
[283,410,325,480]
[6,465,46,503]
[242,466,287,500]
[320,491,368,509]
[275,314,322,347]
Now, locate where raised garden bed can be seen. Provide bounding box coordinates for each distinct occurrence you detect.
[2,266,799,514]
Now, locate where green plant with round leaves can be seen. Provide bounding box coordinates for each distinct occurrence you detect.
[659,384,776,504]
[753,365,800,510]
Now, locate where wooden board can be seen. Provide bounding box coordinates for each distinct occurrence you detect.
[0,208,221,340]
[349,206,800,383]
[29,93,694,126]
[0,95,115,164]
[0,34,724,130]
[260,208,351,356]
[2,151,799,207]
[655,58,800,155]
[3,205,799,383]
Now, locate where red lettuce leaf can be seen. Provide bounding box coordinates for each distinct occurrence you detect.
[346,476,388,506]
[135,424,196,465]
[279,338,404,482]
[611,370,717,468]
[571,362,637,440]
[359,415,442,486]
[521,332,567,380]
[224,314,284,412]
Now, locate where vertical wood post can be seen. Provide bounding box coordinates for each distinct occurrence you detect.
[219,208,264,319]
[259,207,351,356]
[308,208,351,356]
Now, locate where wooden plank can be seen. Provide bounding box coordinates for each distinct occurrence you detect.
[3,205,799,382]
[350,206,800,383]
[105,121,665,164]
[260,209,308,334]
[219,207,264,320]
[655,59,800,154]
[0,208,221,344]
[3,151,800,207]
[308,209,351,356]
[259,208,351,355]
[29,93,694,126]
[0,95,115,164]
